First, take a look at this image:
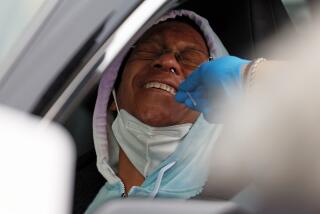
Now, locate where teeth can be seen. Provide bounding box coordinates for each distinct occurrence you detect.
[144,82,176,95]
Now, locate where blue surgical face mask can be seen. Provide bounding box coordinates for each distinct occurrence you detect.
[111,90,192,177]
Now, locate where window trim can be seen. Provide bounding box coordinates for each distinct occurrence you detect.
[43,0,182,122]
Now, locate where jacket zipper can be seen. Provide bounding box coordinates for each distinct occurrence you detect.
[120,180,127,198]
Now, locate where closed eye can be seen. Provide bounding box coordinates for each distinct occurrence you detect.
[181,47,208,58]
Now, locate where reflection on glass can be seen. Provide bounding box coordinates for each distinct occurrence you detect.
[281,0,312,27]
[0,0,46,66]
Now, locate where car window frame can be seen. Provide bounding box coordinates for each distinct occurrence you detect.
[0,0,142,114]
[42,0,186,123]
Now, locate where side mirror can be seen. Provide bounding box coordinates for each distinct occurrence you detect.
[0,105,75,214]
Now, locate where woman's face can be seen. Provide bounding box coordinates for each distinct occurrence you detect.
[116,21,209,127]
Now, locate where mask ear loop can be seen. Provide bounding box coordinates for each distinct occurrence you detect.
[112,89,123,123]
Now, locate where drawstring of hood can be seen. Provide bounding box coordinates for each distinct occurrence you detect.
[149,161,176,198]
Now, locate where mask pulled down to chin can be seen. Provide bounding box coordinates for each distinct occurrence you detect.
[112,108,192,177]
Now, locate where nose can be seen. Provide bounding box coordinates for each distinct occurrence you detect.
[152,52,182,75]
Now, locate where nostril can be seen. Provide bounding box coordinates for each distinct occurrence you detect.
[169,67,176,74]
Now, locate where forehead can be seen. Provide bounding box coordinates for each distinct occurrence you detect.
[138,21,207,49]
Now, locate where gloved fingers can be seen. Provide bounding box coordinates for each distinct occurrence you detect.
[183,97,218,123]
[179,56,250,92]
[175,91,189,103]
[178,66,204,92]
[184,98,199,111]
[177,89,221,123]
[175,86,206,104]
[184,97,210,113]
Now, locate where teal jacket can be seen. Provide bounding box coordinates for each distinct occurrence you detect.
[86,115,222,213]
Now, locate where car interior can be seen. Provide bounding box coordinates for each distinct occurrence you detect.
[55,0,298,213]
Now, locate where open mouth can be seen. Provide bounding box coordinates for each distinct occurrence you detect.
[144,82,176,95]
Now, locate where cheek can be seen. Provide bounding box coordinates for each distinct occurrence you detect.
[123,61,148,84]
[117,62,148,106]
[183,57,208,77]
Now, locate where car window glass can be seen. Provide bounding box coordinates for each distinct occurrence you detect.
[281,0,312,27]
[0,0,48,67]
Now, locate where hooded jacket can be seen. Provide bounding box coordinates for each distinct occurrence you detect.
[87,9,229,213]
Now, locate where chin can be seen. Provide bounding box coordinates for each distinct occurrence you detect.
[134,107,174,127]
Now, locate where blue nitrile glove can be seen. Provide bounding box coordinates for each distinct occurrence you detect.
[175,56,250,122]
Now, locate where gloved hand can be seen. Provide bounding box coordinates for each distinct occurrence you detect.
[175,56,250,122]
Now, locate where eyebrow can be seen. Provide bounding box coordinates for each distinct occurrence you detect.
[137,37,209,56]
[137,37,164,46]
[183,47,209,57]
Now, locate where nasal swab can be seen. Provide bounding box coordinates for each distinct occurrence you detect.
[186,92,197,107]
[169,68,196,107]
